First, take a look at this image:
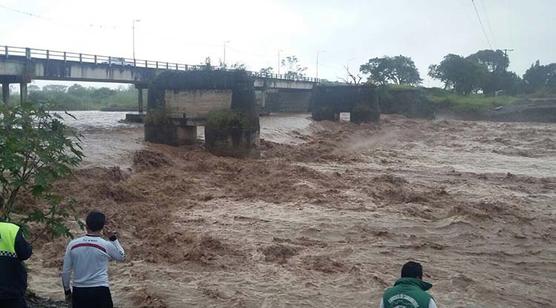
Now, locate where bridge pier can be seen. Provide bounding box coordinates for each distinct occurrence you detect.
[1,83,9,104]
[19,83,27,103]
[137,88,144,114]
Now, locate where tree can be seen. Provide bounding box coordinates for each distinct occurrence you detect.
[523,61,556,93]
[467,49,511,95]
[28,85,41,92]
[340,65,362,85]
[0,103,84,239]
[42,85,68,93]
[67,84,88,96]
[467,49,509,73]
[259,67,274,76]
[230,62,246,70]
[281,56,307,79]
[429,54,488,95]
[360,55,422,85]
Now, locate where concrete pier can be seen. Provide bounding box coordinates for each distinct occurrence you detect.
[312,85,380,123]
[145,70,260,157]
[1,83,9,104]
[19,83,27,103]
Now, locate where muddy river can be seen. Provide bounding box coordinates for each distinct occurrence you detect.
[27,111,555,307]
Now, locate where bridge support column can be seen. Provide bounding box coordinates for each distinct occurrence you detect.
[20,83,28,103]
[1,83,9,104]
[137,88,144,113]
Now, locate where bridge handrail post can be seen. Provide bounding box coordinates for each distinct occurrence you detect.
[46,50,50,60]
[109,56,112,66]
[144,60,147,68]
[4,46,8,59]
[63,52,67,62]
[25,48,31,60]
[94,55,97,64]
[156,61,158,69]
[166,62,169,69]
[79,53,82,63]
[134,59,137,67]
[175,63,178,70]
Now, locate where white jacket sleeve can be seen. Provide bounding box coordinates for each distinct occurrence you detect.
[106,239,126,261]
[379,298,384,308]
[61,243,73,290]
[429,298,438,308]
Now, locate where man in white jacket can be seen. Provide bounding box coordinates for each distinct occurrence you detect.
[61,211,125,308]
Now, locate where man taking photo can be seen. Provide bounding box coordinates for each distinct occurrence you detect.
[61,211,125,308]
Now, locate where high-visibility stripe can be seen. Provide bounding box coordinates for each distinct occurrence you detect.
[0,250,17,258]
[71,243,107,253]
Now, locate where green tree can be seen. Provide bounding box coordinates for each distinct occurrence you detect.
[523,61,556,93]
[67,84,88,96]
[281,56,307,79]
[429,54,488,95]
[467,49,509,73]
[259,67,274,76]
[42,85,68,93]
[360,55,422,85]
[0,103,84,239]
[467,49,511,95]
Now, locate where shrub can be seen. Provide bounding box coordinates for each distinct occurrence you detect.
[0,103,84,239]
[206,109,251,130]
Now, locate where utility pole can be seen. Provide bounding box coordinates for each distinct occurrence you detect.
[223,40,230,68]
[132,19,141,59]
[502,48,514,58]
[316,50,325,79]
[277,49,283,75]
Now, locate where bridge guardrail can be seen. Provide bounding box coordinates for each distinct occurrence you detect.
[0,45,320,83]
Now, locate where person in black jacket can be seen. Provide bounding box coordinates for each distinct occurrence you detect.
[0,221,33,308]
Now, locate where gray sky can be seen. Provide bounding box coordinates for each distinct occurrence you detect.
[1,0,555,87]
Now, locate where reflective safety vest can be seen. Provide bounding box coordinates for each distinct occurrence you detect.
[0,222,19,258]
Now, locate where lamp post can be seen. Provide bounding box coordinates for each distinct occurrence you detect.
[223,40,230,68]
[132,19,141,59]
[316,50,325,79]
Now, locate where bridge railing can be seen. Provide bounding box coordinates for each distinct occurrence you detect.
[0,45,320,83]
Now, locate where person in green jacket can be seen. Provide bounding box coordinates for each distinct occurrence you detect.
[380,261,437,308]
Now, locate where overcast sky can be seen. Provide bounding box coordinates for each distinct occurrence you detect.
[1,0,555,87]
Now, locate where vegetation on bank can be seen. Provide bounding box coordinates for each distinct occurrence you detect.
[427,89,519,114]
[0,102,84,240]
[8,84,139,111]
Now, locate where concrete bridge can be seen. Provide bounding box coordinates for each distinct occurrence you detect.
[0,45,317,113]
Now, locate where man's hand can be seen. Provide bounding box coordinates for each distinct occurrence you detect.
[108,232,118,241]
[64,289,72,302]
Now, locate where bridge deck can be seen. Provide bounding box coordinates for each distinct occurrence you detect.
[0,45,318,88]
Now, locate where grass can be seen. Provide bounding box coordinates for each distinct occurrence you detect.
[426,88,520,114]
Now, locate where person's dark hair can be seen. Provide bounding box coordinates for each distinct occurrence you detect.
[401,261,423,279]
[86,211,106,232]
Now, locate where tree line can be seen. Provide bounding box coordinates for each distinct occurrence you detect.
[25,84,137,110]
[356,49,555,96]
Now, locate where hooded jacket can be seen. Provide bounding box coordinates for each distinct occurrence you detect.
[380,277,437,308]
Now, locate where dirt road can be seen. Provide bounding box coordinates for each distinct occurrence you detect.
[27,115,556,307]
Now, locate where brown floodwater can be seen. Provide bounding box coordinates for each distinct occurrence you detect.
[27,112,556,307]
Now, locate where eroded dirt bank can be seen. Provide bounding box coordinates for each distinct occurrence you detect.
[27,115,555,307]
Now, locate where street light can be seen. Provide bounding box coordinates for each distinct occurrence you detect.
[132,19,141,59]
[223,40,231,67]
[316,50,326,79]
